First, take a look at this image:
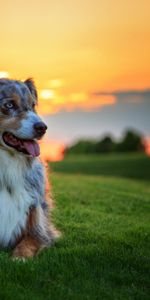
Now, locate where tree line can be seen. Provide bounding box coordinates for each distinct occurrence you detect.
[66,130,146,155]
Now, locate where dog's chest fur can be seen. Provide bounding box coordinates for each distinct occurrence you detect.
[0,149,44,248]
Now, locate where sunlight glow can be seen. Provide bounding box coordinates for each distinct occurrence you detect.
[145,137,150,156]
[70,92,88,103]
[0,71,10,78]
[37,92,116,115]
[48,79,64,89]
[40,89,55,100]
[39,140,65,161]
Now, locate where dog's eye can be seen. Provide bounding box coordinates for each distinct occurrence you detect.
[4,102,14,109]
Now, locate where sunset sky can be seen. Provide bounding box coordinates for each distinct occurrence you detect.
[0,0,150,158]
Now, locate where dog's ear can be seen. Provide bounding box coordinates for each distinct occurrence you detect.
[24,78,38,101]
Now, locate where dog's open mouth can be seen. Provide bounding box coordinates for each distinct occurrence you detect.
[2,132,40,157]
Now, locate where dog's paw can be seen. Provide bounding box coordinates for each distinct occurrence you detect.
[12,248,28,261]
[12,255,26,262]
[12,240,39,259]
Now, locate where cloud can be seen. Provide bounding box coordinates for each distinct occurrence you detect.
[38,91,116,115]
[92,88,150,103]
[42,97,150,145]
[37,87,150,115]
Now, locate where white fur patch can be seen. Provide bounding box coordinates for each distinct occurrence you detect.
[16,111,42,139]
[0,149,35,247]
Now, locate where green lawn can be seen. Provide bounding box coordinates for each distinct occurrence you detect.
[50,153,150,180]
[0,155,149,300]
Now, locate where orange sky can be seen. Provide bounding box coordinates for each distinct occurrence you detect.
[0,0,150,115]
[1,1,150,159]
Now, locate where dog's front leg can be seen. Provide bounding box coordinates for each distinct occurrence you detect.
[12,205,53,259]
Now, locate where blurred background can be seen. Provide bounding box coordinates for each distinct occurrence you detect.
[1,0,150,167]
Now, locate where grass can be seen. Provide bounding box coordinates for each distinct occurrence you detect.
[0,154,149,300]
[50,153,150,181]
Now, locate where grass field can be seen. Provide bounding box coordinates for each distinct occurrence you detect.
[0,154,149,300]
[50,153,150,181]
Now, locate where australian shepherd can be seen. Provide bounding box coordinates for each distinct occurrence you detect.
[0,78,59,259]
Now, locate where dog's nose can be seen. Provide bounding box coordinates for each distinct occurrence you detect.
[33,122,47,135]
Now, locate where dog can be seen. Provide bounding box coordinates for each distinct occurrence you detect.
[0,78,59,259]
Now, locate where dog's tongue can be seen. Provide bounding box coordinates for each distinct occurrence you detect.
[23,140,40,157]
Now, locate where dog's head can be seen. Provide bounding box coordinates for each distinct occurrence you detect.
[0,78,47,157]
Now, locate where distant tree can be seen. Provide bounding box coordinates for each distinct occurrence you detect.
[95,136,115,153]
[67,140,96,154]
[66,130,146,155]
[116,130,145,153]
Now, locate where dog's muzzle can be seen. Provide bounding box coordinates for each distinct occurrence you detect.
[33,122,47,138]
